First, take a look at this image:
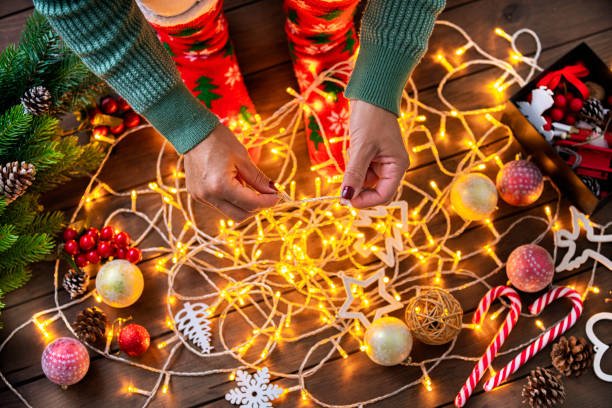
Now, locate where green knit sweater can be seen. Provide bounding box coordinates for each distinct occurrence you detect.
[33,0,445,154]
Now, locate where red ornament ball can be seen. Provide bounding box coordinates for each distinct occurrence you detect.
[496,160,544,206]
[64,239,79,256]
[79,234,95,251]
[569,98,583,112]
[97,241,113,258]
[553,94,567,108]
[41,337,89,387]
[118,324,150,357]
[100,225,115,241]
[109,121,125,135]
[63,227,78,242]
[114,231,131,248]
[126,247,142,264]
[123,111,141,128]
[100,96,118,115]
[550,108,564,122]
[506,244,554,293]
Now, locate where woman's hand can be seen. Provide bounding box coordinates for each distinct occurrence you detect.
[340,100,409,208]
[184,124,278,221]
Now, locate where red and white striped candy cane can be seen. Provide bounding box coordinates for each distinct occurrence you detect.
[483,286,583,391]
[454,286,522,407]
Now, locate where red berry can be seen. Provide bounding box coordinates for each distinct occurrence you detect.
[565,114,576,125]
[79,234,95,251]
[109,121,125,135]
[116,97,131,113]
[115,247,128,259]
[114,231,131,248]
[550,108,564,122]
[126,247,142,264]
[543,115,552,131]
[100,96,118,115]
[64,239,79,255]
[100,226,115,241]
[87,227,99,239]
[566,92,575,101]
[92,125,109,138]
[86,250,101,264]
[123,111,141,128]
[75,253,89,268]
[553,94,567,108]
[569,98,583,112]
[97,241,113,258]
[63,227,78,242]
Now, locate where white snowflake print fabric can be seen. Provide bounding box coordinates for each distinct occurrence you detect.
[225,367,283,407]
[328,107,349,135]
[225,64,242,87]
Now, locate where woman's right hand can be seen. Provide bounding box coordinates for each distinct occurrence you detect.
[184,124,278,221]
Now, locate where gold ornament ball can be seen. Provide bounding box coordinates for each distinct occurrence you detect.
[405,288,463,345]
[364,317,413,366]
[95,259,144,308]
[450,173,498,221]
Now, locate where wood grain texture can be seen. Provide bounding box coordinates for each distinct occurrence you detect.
[1,0,611,407]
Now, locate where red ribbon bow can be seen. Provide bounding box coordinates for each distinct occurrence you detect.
[537,62,590,99]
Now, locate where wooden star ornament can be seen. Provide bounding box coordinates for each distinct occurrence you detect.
[555,206,612,272]
[337,268,403,328]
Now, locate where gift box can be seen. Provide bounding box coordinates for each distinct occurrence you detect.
[502,43,611,214]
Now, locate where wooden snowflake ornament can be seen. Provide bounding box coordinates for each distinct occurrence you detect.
[555,206,612,272]
[225,367,283,407]
[174,302,213,354]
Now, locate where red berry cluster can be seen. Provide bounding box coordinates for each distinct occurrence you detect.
[89,95,142,138]
[543,92,583,130]
[63,226,142,267]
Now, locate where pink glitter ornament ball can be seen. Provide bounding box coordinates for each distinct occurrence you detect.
[506,244,554,293]
[496,160,544,207]
[41,337,89,388]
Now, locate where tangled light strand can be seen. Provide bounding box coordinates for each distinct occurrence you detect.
[0,21,608,408]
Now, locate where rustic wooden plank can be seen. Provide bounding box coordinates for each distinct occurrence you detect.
[0,0,31,19]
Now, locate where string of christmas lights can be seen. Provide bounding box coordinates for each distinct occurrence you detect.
[0,21,608,408]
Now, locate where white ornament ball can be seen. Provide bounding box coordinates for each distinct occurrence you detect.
[450,173,498,221]
[95,259,144,308]
[506,244,554,293]
[364,317,413,366]
[41,337,89,387]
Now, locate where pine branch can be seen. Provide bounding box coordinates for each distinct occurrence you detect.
[0,265,32,294]
[0,233,54,271]
[0,105,33,161]
[0,224,18,252]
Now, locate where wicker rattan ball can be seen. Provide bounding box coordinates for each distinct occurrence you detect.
[404,288,463,345]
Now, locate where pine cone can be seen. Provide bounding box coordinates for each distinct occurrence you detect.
[551,335,594,377]
[579,98,608,127]
[0,161,36,204]
[62,268,90,299]
[522,367,566,408]
[73,306,107,345]
[20,85,52,115]
[579,176,601,198]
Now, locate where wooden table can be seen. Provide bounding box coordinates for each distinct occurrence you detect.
[1,0,611,407]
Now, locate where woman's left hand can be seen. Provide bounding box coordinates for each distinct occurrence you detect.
[340,100,409,208]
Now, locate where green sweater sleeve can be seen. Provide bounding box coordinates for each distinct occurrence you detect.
[345,0,446,115]
[33,0,219,154]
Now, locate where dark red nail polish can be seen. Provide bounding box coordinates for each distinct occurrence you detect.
[341,186,355,200]
[269,181,278,191]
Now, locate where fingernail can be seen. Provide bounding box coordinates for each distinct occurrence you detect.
[341,186,355,200]
[269,181,278,191]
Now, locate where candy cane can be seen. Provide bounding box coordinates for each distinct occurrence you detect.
[483,286,583,391]
[455,286,522,407]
